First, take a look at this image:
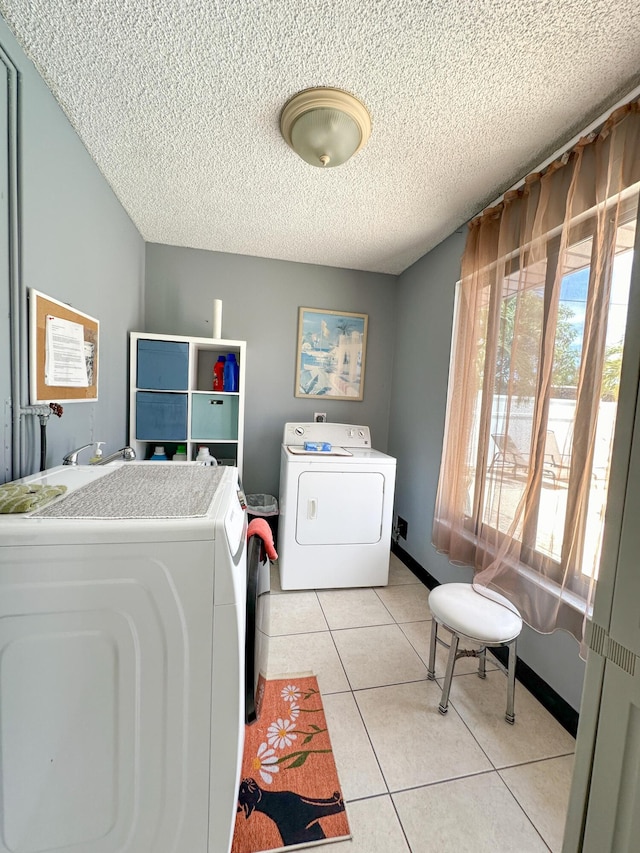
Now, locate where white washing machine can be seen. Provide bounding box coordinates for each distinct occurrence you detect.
[0,461,250,853]
[278,423,396,590]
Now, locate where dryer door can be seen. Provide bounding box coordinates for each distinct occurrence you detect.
[296,471,385,545]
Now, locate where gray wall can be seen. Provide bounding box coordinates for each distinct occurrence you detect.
[389,229,587,711]
[0,15,144,477]
[145,243,397,496]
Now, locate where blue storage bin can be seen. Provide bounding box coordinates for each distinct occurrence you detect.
[137,340,189,390]
[191,394,239,440]
[136,391,188,440]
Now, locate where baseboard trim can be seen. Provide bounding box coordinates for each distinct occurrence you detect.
[391,541,579,738]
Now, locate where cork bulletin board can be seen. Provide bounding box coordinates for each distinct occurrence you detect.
[29,289,99,403]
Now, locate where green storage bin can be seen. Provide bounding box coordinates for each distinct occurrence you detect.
[191,394,239,440]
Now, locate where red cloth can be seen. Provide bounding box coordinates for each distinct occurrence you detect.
[247,517,278,561]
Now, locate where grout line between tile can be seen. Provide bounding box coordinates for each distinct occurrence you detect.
[494,771,555,852]
[496,771,551,850]
[371,585,397,621]
[322,621,395,801]
[389,791,414,852]
[434,679,501,771]
[327,623,356,694]
[496,750,576,772]
[267,627,332,639]
[325,618,397,633]
[497,770,558,852]
[341,675,391,799]
[388,766,497,796]
[350,677,431,695]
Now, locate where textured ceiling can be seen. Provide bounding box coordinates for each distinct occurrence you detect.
[1,1,640,274]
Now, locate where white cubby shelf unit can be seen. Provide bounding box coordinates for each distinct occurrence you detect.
[129,332,246,474]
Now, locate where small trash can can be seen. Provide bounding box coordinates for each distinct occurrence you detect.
[246,494,279,541]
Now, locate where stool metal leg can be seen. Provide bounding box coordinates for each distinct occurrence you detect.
[427,619,437,681]
[505,638,517,724]
[478,646,487,679]
[438,633,459,715]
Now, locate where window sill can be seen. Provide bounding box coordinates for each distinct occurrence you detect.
[513,560,590,618]
[435,520,592,626]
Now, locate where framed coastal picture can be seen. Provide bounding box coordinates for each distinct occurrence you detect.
[295,307,368,400]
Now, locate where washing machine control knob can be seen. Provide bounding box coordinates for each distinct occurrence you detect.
[294,426,305,437]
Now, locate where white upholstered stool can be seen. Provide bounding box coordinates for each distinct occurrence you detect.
[426,582,523,724]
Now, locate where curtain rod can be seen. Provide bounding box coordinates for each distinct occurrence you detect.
[483,81,640,211]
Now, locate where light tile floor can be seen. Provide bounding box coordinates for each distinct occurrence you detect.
[265,552,576,853]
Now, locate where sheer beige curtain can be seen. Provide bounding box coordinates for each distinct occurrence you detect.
[432,101,640,648]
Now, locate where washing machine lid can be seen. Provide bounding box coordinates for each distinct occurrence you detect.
[0,463,240,545]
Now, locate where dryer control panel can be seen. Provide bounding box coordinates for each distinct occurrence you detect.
[283,422,371,448]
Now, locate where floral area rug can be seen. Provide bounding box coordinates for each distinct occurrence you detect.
[232,674,350,853]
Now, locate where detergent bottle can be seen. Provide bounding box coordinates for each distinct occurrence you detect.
[213,356,225,391]
[196,446,218,466]
[223,353,239,392]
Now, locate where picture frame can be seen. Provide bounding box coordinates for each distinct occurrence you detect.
[295,307,368,400]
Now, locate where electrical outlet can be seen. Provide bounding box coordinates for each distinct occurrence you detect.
[314,412,327,423]
[397,516,408,540]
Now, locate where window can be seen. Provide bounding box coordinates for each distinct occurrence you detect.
[432,100,640,645]
[469,211,634,595]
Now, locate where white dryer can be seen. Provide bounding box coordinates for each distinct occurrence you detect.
[278,423,396,590]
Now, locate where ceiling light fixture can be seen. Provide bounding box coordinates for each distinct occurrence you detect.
[280,87,372,168]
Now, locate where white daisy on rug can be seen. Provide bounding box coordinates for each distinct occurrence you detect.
[267,718,297,749]
[252,742,279,784]
[288,702,300,721]
[281,684,301,703]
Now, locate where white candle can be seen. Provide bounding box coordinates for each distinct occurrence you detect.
[212,299,222,338]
